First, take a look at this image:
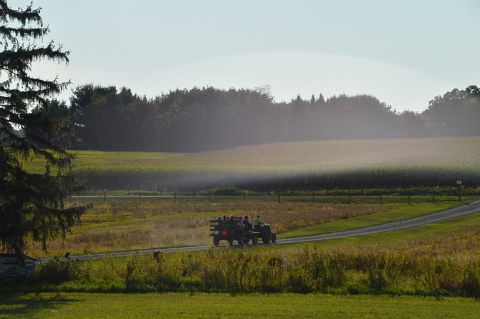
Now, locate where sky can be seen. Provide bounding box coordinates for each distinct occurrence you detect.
[11,0,480,112]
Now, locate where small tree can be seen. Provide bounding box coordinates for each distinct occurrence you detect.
[0,1,86,254]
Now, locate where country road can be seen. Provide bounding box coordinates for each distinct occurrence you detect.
[41,200,480,263]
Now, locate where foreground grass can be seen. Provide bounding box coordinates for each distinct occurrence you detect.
[1,293,480,319]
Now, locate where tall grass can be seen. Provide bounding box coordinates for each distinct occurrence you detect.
[27,246,480,297]
[24,217,480,297]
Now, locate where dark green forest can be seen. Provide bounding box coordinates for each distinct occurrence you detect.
[51,84,480,152]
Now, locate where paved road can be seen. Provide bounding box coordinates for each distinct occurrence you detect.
[40,201,480,263]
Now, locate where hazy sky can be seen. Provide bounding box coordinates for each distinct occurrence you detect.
[12,0,480,111]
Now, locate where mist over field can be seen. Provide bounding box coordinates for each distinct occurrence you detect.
[25,137,480,190]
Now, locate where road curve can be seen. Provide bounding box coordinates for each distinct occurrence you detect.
[40,201,480,263]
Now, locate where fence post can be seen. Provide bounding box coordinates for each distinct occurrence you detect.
[432,192,436,203]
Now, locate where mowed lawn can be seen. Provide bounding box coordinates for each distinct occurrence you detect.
[1,293,479,319]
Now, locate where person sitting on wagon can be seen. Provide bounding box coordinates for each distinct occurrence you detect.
[254,215,263,230]
[243,215,252,231]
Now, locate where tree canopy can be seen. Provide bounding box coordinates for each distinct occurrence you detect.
[58,84,480,152]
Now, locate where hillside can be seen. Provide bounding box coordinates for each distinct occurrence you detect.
[23,137,480,190]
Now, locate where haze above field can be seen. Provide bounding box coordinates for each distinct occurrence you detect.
[24,137,480,189]
[18,0,480,112]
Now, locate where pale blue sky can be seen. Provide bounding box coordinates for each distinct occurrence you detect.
[13,0,480,111]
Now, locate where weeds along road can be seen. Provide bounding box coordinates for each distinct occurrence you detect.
[41,200,480,263]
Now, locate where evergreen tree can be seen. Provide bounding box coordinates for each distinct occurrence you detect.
[0,0,86,254]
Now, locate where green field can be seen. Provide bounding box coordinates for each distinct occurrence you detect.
[24,137,480,174]
[21,137,480,189]
[279,201,459,238]
[1,293,479,319]
[273,205,480,253]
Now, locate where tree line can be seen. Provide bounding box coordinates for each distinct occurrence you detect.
[50,84,480,152]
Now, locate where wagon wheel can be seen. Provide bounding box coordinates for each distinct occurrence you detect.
[262,235,271,244]
[271,233,277,244]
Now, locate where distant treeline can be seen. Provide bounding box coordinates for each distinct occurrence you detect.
[49,85,480,152]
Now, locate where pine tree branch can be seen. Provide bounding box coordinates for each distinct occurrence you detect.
[0,1,42,25]
[0,25,46,41]
[0,44,69,69]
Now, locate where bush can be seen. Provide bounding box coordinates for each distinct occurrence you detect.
[34,259,79,284]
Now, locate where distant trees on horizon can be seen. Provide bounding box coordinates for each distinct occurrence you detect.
[50,84,480,152]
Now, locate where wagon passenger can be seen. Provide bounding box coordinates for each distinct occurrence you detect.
[254,215,263,231]
[243,216,252,231]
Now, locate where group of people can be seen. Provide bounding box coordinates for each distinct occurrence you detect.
[216,215,264,231]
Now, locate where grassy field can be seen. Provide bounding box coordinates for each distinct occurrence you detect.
[279,201,459,238]
[271,206,480,255]
[26,200,463,257]
[28,200,388,256]
[1,293,480,319]
[21,137,480,189]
